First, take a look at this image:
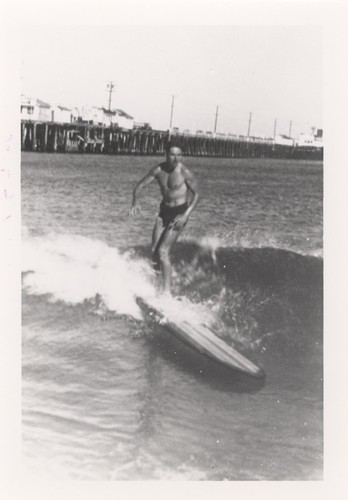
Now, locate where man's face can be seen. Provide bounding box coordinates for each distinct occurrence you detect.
[167,147,182,169]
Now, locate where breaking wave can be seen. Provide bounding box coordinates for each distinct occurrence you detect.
[22,232,323,353]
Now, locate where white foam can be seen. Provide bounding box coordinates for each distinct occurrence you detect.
[188,233,323,258]
[146,293,217,328]
[22,233,155,318]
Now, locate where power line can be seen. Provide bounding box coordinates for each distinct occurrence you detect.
[169,95,175,130]
[106,81,115,111]
[214,105,219,134]
[247,112,252,137]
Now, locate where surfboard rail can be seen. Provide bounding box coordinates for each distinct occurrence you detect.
[136,296,264,378]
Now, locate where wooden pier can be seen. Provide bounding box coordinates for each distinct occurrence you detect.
[21,121,323,161]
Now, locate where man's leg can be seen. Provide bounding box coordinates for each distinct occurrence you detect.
[157,225,185,294]
[151,217,165,272]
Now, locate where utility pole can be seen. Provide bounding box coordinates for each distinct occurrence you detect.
[106,81,115,111]
[169,95,175,130]
[214,105,219,134]
[247,112,252,137]
[288,120,292,137]
[273,118,277,139]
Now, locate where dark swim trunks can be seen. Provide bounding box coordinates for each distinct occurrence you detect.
[159,201,189,231]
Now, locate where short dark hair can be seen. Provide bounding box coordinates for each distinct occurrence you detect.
[165,139,183,154]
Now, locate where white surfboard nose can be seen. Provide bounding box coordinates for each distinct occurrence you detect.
[136,296,264,378]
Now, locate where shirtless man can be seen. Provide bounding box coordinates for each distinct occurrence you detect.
[131,141,199,295]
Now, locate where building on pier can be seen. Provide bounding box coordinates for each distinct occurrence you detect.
[274,134,295,147]
[21,95,134,129]
[79,106,134,129]
[21,95,51,122]
[51,104,77,124]
[296,128,323,148]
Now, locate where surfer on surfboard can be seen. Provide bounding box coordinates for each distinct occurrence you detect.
[131,140,199,295]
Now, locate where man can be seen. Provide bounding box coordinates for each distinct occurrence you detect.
[131,141,199,295]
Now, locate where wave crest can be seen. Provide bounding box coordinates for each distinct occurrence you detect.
[22,232,323,352]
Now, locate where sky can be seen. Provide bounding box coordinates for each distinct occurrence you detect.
[21,25,322,138]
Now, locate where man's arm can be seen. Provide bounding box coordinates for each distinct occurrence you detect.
[131,165,159,215]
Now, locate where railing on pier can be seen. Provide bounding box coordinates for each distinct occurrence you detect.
[21,121,323,161]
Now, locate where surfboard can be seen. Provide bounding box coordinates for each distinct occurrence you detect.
[136,296,264,378]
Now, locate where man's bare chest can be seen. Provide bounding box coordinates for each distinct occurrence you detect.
[158,171,185,191]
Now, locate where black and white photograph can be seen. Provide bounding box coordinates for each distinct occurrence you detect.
[1,0,348,497]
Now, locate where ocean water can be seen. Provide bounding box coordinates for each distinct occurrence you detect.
[21,152,323,480]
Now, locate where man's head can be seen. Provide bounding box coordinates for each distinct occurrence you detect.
[165,139,182,154]
[165,140,183,169]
